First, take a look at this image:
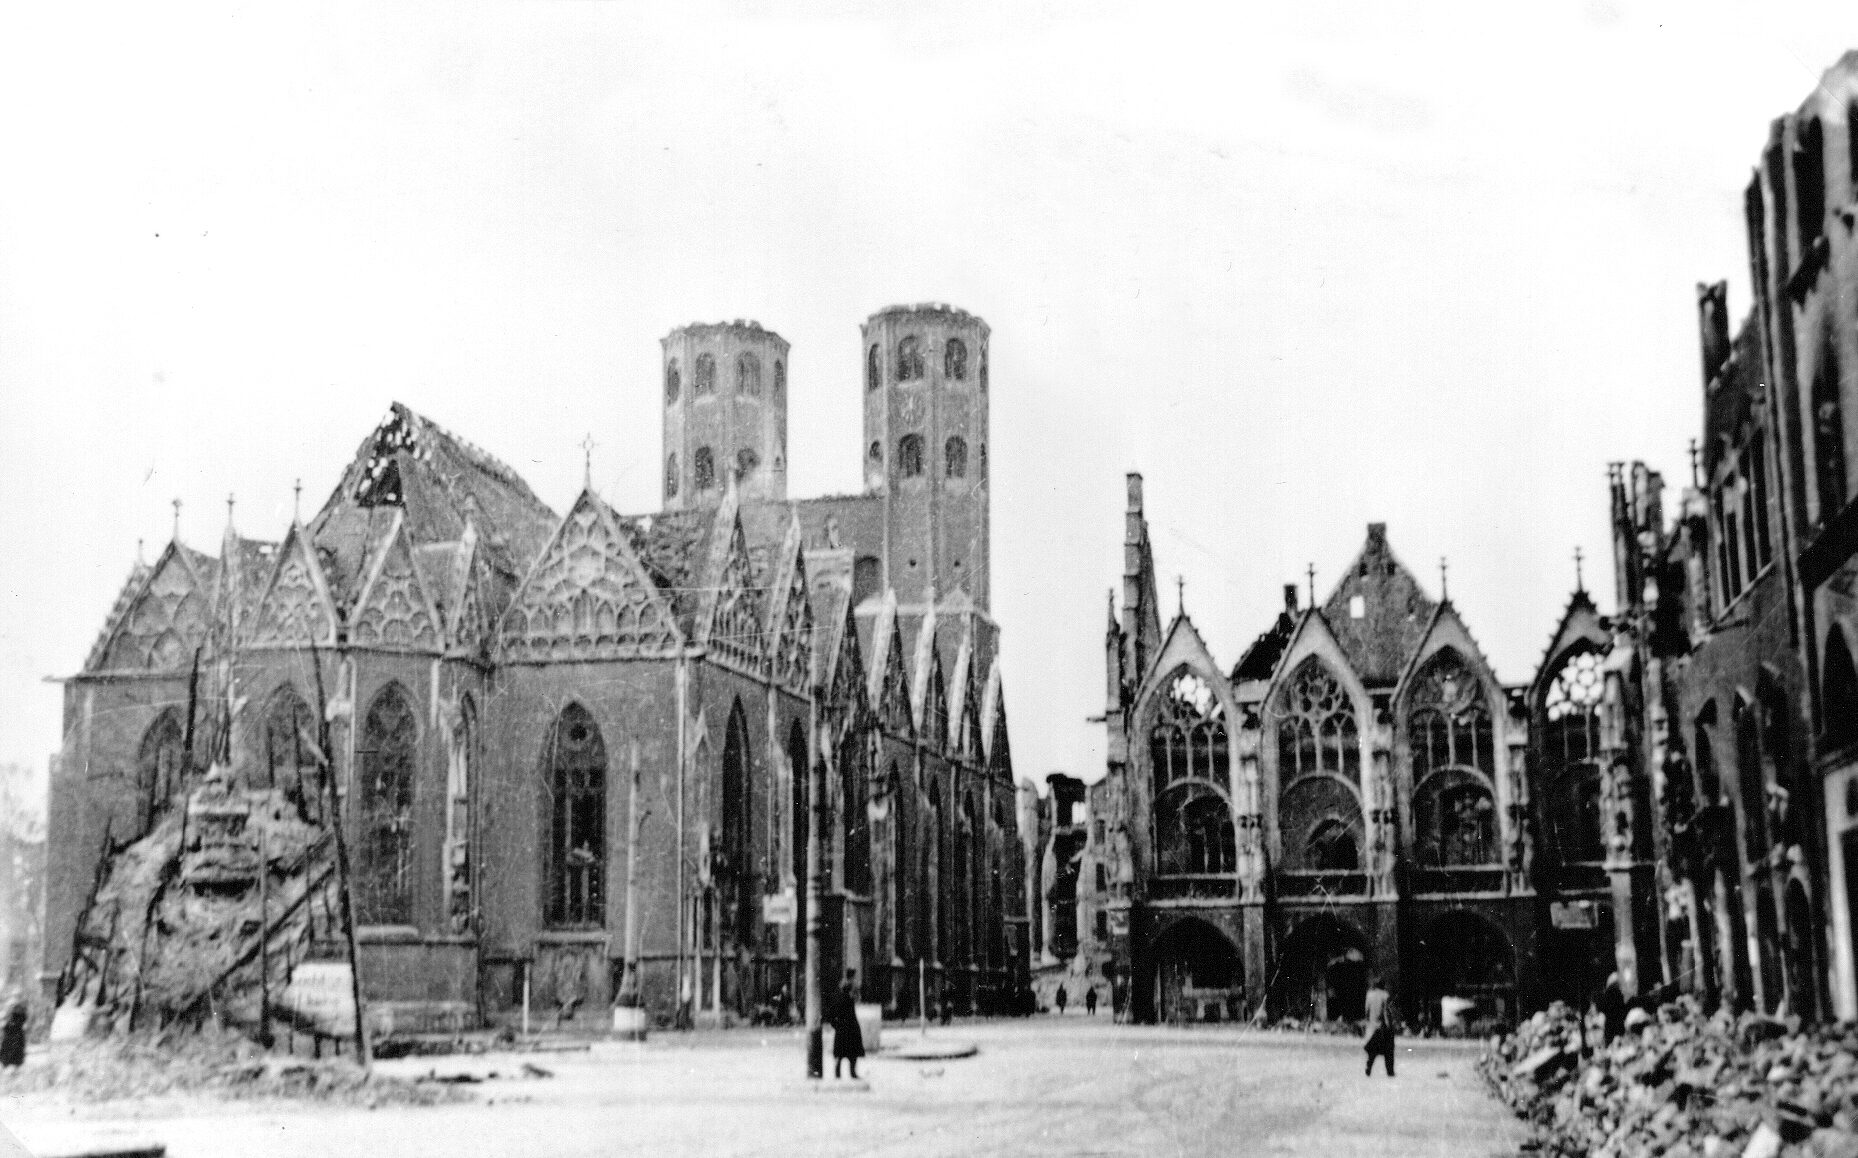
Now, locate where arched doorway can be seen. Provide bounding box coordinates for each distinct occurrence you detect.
[1416,910,1517,1029]
[1272,914,1369,1024]
[1149,917,1243,1024]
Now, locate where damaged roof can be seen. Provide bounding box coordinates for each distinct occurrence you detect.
[1319,523,1438,688]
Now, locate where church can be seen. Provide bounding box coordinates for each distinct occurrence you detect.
[43,303,1029,1034]
[1070,474,1655,1028]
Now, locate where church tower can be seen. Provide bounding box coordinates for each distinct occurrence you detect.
[661,321,789,510]
[861,304,991,611]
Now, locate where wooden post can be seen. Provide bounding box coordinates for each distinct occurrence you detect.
[919,958,928,1037]
[804,711,825,1079]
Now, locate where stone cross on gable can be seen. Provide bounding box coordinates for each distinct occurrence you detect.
[581,434,597,488]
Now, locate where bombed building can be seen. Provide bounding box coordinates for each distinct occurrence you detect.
[43,304,1029,1039]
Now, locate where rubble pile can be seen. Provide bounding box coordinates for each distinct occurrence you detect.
[61,774,345,1039]
[1482,999,1858,1158]
[0,1025,464,1107]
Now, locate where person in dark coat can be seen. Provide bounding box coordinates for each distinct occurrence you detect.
[1597,972,1628,1045]
[0,998,26,1068]
[1084,986,1099,1016]
[1362,976,1396,1077]
[827,971,864,1080]
[1054,984,1068,1015]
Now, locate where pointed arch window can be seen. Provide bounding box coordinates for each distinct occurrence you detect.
[944,436,968,480]
[545,703,606,928]
[1413,769,1497,866]
[737,352,761,397]
[1149,669,1228,791]
[665,359,681,404]
[867,344,881,391]
[1543,650,1604,863]
[944,338,968,380]
[1277,659,1359,783]
[897,434,925,479]
[897,336,924,382]
[133,710,186,840]
[721,703,755,947]
[1824,628,1858,750]
[1306,817,1359,871]
[694,352,716,397]
[1407,649,1495,778]
[1155,782,1236,875]
[263,686,323,820]
[357,684,418,925]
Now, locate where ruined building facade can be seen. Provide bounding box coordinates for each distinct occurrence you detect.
[45,304,1029,1034]
[1080,478,1664,1028]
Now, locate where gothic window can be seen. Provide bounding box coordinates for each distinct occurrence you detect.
[897,336,924,382]
[1814,336,1846,523]
[773,359,786,401]
[263,686,323,819]
[1149,669,1228,792]
[694,352,716,397]
[545,704,606,929]
[357,684,418,925]
[898,434,925,479]
[446,694,476,935]
[133,710,185,840]
[1155,783,1237,875]
[1543,650,1604,863]
[1735,697,1771,858]
[1277,659,1359,783]
[665,359,681,404]
[694,446,716,491]
[736,447,760,478]
[945,337,968,380]
[1794,116,1826,256]
[1407,649,1495,778]
[867,344,880,391]
[738,352,761,397]
[1695,717,1723,806]
[721,702,755,947]
[665,454,679,498]
[1824,628,1858,750]
[925,662,949,752]
[842,736,870,895]
[1306,817,1359,871]
[944,436,968,480]
[1413,770,1497,867]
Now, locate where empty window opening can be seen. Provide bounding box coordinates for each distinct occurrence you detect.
[945,337,968,380]
[694,352,716,396]
[897,336,924,382]
[665,359,681,404]
[694,446,716,491]
[738,352,761,397]
[665,454,678,498]
[945,436,968,479]
[898,433,925,478]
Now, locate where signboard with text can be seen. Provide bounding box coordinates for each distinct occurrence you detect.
[280,961,357,1035]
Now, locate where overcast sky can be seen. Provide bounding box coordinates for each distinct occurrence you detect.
[3,2,1856,804]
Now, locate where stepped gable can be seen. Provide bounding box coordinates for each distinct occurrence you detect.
[1319,522,1438,688]
[309,403,558,613]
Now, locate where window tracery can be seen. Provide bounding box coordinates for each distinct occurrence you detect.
[133,710,186,841]
[1149,669,1228,791]
[1155,783,1236,875]
[1408,649,1495,778]
[357,684,417,925]
[1543,650,1605,863]
[498,498,681,661]
[263,687,324,821]
[1277,659,1359,783]
[546,703,605,928]
[1413,769,1497,867]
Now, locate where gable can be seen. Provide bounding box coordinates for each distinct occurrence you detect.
[1530,590,1609,707]
[768,540,814,693]
[499,490,682,663]
[248,526,339,649]
[350,515,444,651]
[827,597,866,716]
[703,517,768,674]
[1395,604,1504,718]
[878,615,914,737]
[1131,613,1223,714]
[1320,523,1438,687]
[98,544,213,672]
[449,537,495,655]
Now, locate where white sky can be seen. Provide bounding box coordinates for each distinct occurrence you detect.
[3,2,1856,799]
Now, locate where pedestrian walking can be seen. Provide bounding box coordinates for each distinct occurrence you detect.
[1596,972,1627,1045]
[0,998,26,1069]
[1362,976,1396,1078]
[1084,986,1098,1016]
[827,971,864,1080]
[1054,984,1068,1015]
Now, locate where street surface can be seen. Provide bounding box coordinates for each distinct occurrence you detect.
[3,1019,1525,1158]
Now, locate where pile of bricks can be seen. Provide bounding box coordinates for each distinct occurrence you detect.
[1481,1000,1858,1158]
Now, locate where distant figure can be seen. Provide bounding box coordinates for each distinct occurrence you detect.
[0,999,25,1068]
[1084,986,1099,1016]
[1111,977,1127,1023]
[827,971,864,1080]
[1362,976,1396,1078]
[1054,984,1069,1015]
[1596,973,1628,1044]
[939,986,954,1027]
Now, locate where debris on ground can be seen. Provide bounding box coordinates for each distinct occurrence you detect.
[0,1026,466,1107]
[1480,997,1858,1158]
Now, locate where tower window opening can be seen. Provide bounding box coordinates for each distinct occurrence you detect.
[665,454,679,498]
[738,352,762,397]
[868,440,882,466]
[695,353,716,397]
[867,344,880,391]
[979,346,988,391]
[736,447,760,478]
[977,443,987,480]
[898,434,925,478]
[695,446,716,491]
[1814,335,1847,523]
[945,436,968,479]
[774,359,786,401]
[898,336,924,382]
[945,338,968,380]
[665,359,681,404]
